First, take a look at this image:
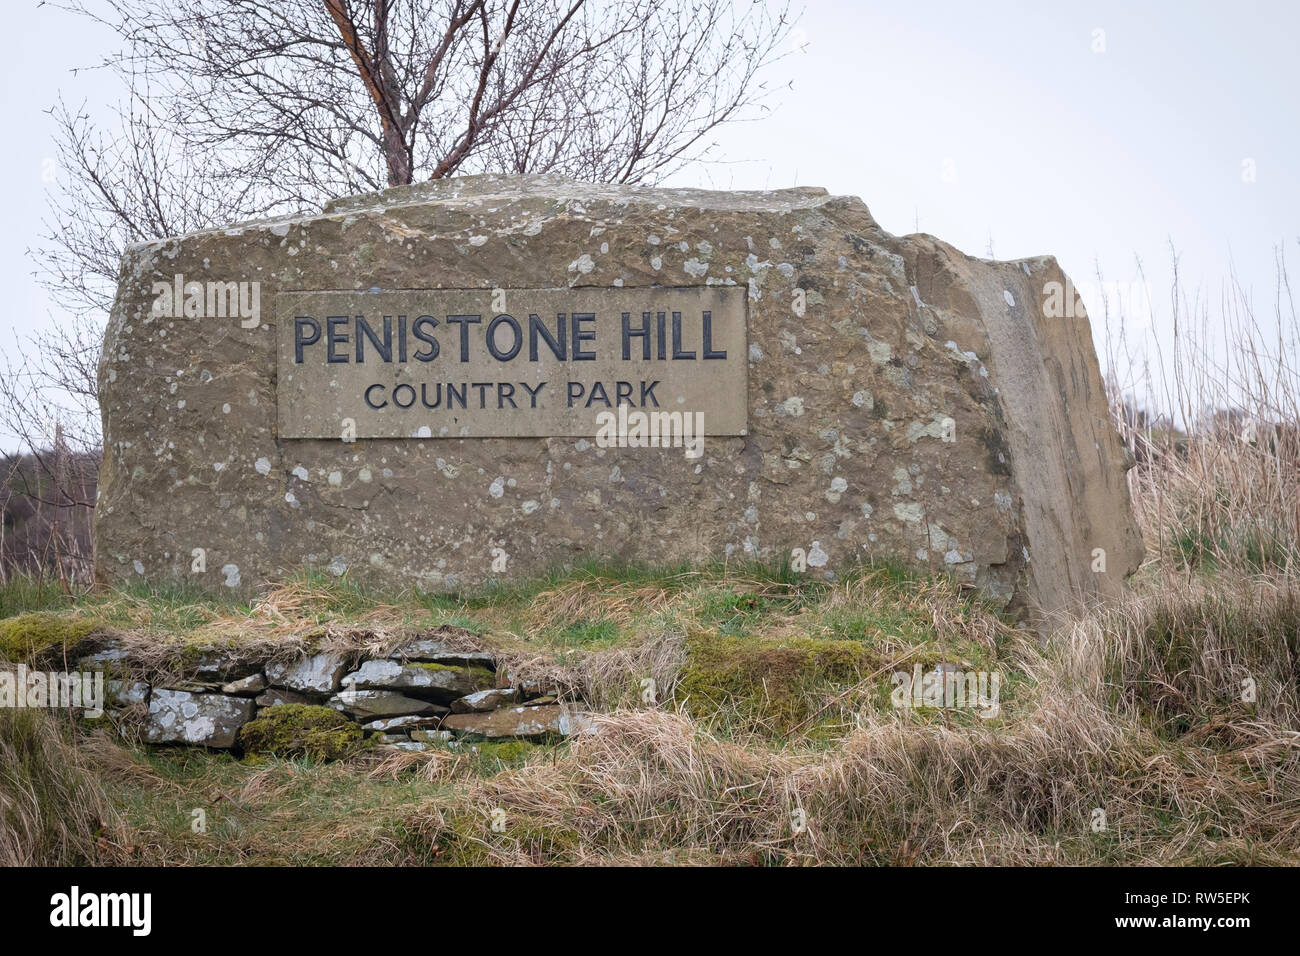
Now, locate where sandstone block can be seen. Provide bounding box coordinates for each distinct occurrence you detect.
[95,174,1143,617]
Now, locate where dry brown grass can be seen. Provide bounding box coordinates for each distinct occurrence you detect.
[0,711,125,865]
[523,576,679,631]
[1107,249,1300,578]
[408,630,1298,865]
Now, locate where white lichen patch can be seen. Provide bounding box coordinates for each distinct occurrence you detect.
[826,476,848,503]
[906,415,955,443]
[894,502,925,524]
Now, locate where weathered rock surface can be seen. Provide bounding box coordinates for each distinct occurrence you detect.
[451,687,519,713]
[143,690,254,748]
[96,174,1143,615]
[192,649,262,682]
[326,688,447,721]
[385,741,429,753]
[265,652,348,696]
[388,637,495,668]
[106,679,150,708]
[254,687,316,708]
[442,704,594,739]
[76,645,132,670]
[361,714,446,733]
[221,673,268,696]
[343,659,493,701]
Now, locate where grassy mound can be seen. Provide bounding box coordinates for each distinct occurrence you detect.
[0,553,1296,866]
[678,633,879,734]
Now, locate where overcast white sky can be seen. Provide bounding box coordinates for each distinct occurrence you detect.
[3,0,1297,440]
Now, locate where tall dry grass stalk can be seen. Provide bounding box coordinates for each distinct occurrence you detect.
[410,686,1297,865]
[0,710,123,865]
[1103,246,1300,576]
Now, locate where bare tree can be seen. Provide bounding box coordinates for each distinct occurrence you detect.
[6,0,794,587]
[43,0,793,311]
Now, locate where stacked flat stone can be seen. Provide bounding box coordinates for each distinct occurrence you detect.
[82,634,590,751]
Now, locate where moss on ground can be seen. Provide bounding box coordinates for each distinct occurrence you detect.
[677,632,880,733]
[470,739,536,768]
[237,704,363,761]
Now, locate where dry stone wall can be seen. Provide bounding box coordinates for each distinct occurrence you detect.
[80,629,588,752]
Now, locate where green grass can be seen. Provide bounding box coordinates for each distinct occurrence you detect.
[549,618,622,648]
[1173,522,1294,574]
[0,574,76,618]
[103,746,445,865]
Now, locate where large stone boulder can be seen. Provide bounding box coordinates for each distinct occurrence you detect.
[95,174,1142,616]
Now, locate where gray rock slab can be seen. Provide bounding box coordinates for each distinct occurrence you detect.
[265,652,348,696]
[143,690,254,748]
[441,704,594,740]
[342,659,493,702]
[450,687,519,713]
[326,688,446,721]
